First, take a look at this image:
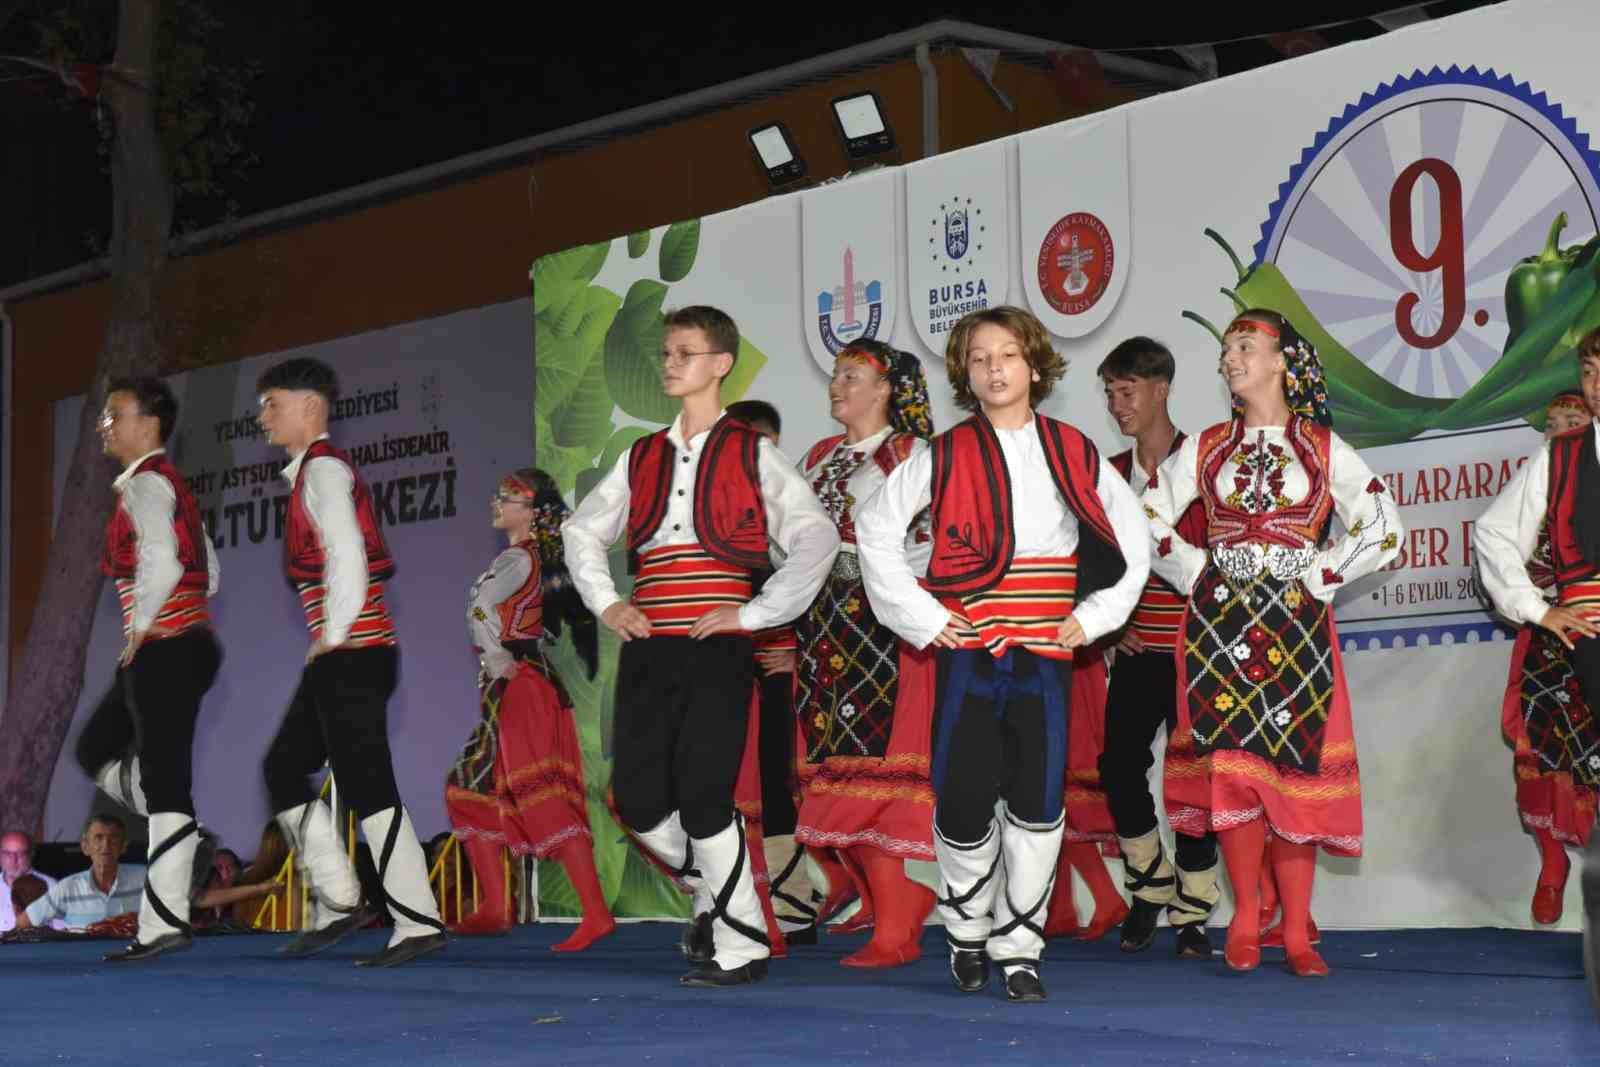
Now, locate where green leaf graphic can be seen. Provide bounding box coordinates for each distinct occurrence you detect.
[603,279,677,422]
[720,335,769,405]
[532,241,610,315]
[658,219,700,283]
[627,230,650,259]
[535,286,620,417]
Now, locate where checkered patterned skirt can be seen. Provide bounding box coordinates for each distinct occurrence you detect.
[1164,564,1363,857]
[445,653,591,858]
[792,553,936,860]
[1501,583,1600,846]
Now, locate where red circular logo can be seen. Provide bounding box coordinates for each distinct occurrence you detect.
[1036,212,1113,315]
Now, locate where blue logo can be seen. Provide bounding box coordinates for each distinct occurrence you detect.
[816,246,884,354]
[945,207,970,260]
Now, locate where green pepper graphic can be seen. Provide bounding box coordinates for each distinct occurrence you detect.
[1188,231,1446,446]
[1504,213,1582,347]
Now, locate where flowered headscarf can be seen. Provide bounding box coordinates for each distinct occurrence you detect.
[837,339,935,439]
[500,468,596,677]
[1225,314,1332,428]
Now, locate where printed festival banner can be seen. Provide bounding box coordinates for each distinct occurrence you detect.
[904,140,1011,356]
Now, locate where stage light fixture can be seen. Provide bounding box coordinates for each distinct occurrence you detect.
[749,122,807,188]
[830,91,895,161]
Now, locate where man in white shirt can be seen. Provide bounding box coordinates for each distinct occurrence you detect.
[255,357,444,968]
[564,306,838,986]
[19,816,146,932]
[75,377,222,962]
[1,831,57,933]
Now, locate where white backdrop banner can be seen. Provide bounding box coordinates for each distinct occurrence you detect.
[904,140,1011,354]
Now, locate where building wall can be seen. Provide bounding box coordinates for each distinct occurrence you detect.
[4,51,1136,665]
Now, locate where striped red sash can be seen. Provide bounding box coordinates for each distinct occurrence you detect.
[632,544,753,636]
[296,579,398,648]
[941,556,1078,661]
[1127,577,1185,652]
[753,625,797,653]
[114,582,209,639]
[1561,576,1600,607]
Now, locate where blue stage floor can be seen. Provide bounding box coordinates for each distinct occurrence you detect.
[4,923,1592,1065]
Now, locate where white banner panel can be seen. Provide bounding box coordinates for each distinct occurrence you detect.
[801,168,899,373]
[904,140,1011,355]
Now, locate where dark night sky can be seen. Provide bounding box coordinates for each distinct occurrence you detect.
[0,1,1496,287]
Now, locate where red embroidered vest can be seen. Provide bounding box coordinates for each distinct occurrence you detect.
[284,439,396,582]
[1194,417,1334,550]
[497,542,545,642]
[626,416,769,573]
[101,453,209,588]
[923,414,1125,600]
[1547,423,1600,591]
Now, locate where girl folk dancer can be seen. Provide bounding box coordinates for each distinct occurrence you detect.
[791,339,939,968]
[446,469,615,951]
[857,306,1150,1002]
[1143,309,1401,977]
[1476,339,1600,923]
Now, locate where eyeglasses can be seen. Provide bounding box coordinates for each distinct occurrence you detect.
[0,849,29,859]
[491,494,531,506]
[657,349,725,368]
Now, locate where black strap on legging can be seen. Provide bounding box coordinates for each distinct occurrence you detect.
[143,819,198,937]
[706,813,769,949]
[376,810,445,933]
[769,846,816,920]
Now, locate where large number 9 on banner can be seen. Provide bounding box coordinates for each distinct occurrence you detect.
[1390,158,1465,351]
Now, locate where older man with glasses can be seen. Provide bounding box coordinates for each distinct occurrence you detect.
[1,831,58,933]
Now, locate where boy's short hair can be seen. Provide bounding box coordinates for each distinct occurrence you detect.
[107,377,180,444]
[663,306,741,376]
[943,306,1066,413]
[725,399,781,437]
[1097,337,1175,384]
[255,357,339,405]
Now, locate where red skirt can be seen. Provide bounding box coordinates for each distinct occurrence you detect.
[446,658,591,859]
[793,644,937,861]
[1164,571,1362,858]
[1501,625,1599,846]
[1063,646,1120,856]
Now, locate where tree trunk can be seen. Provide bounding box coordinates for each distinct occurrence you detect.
[0,0,173,833]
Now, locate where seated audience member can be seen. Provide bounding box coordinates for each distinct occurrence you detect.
[18,815,145,931]
[2,830,58,933]
[8,874,48,918]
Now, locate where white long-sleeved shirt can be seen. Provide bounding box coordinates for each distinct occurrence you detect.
[1475,422,1600,627]
[855,418,1151,651]
[1143,423,1401,599]
[468,545,535,680]
[281,434,368,646]
[561,411,840,631]
[112,448,220,632]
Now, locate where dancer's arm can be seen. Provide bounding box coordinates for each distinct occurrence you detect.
[1305,433,1403,601]
[300,456,368,650]
[1141,434,1208,595]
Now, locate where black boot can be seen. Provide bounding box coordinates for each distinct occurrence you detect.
[1174,923,1212,960]
[356,932,448,968]
[679,958,769,986]
[1119,897,1163,953]
[279,907,373,958]
[949,947,990,993]
[1003,964,1047,1003]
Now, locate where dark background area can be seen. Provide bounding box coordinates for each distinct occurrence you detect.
[0,1,1498,289]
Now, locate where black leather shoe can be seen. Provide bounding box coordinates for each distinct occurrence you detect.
[1175,923,1212,960]
[1003,966,1047,1003]
[1119,897,1163,953]
[680,913,713,963]
[355,932,447,968]
[679,958,769,986]
[104,932,192,963]
[949,948,990,993]
[778,921,819,946]
[278,908,372,958]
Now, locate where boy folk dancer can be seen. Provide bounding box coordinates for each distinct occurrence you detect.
[724,399,822,942]
[1097,338,1220,957]
[1476,331,1600,923]
[563,308,839,986]
[77,377,222,961]
[256,357,446,967]
[857,306,1150,1002]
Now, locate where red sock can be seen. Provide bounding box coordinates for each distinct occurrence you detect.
[809,847,858,918]
[1269,836,1318,958]
[1218,820,1266,940]
[453,835,509,931]
[829,847,876,932]
[842,847,933,966]
[1043,843,1080,937]
[1258,836,1280,921]
[1065,842,1125,922]
[1533,828,1571,888]
[551,840,615,952]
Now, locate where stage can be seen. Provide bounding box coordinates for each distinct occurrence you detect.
[4,923,1590,1065]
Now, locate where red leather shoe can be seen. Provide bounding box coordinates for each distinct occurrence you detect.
[1224,927,1260,972]
[1261,916,1321,948]
[1287,948,1330,977]
[449,909,511,936]
[828,905,876,935]
[840,938,921,969]
[1074,899,1130,942]
[1532,885,1564,925]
